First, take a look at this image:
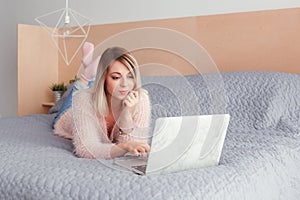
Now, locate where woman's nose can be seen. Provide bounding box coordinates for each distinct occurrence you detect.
[120,77,127,87]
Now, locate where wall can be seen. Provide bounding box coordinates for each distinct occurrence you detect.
[18,8,300,115]
[14,0,300,26]
[0,1,17,117]
[1,0,300,117]
[58,8,300,82]
[17,24,58,116]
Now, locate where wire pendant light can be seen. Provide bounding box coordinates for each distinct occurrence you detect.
[35,0,91,65]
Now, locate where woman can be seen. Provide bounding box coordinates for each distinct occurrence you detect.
[53,42,151,159]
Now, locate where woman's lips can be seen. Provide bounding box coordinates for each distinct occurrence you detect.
[119,90,128,95]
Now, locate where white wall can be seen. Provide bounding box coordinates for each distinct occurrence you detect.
[1,0,300,117]
[16,0,300,25]
[0,1,17,117]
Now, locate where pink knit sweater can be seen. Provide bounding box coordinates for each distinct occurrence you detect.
[53,90,151,159]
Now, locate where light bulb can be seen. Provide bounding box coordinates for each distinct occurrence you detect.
[63,22,71,36]
[62,13,72,37]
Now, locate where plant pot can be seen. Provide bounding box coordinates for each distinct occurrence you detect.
[53,91,64,102]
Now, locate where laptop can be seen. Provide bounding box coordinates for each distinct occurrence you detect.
[114,114,230,175]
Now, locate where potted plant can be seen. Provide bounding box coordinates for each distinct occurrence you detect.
[50,82,67,102]
[68,75,79,84]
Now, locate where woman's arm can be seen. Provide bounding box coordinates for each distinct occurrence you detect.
[116,90,138,131]
[72,91,114,159]
[116,90,151,143]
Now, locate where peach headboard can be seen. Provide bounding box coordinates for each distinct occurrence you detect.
[18,8,300,116]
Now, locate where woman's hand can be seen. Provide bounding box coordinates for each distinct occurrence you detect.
[122,91,139,109]
[118,141,150,155]
[111,141,150,158]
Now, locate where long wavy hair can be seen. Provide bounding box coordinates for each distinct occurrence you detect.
[91,47,143,116]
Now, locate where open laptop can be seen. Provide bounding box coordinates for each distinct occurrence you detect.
[114,114,230,175]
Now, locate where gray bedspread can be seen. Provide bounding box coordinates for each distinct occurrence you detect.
[0,71,300,199]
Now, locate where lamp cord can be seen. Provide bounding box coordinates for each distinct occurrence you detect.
[65,0,70,23]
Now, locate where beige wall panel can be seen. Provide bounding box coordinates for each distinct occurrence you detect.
[194,8,300,74]
[18,24,58,116]
[58,8,300,78]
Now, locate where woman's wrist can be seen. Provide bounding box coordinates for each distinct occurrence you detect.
[110,143,127,158]
[116,142,127,151]
[118,127,134,136]
[118,106,134,134]
[121,103,135,114]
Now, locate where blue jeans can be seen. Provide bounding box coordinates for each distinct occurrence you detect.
[52,80,94,128]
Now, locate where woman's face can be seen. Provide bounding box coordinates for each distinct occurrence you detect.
[105,60,135,101]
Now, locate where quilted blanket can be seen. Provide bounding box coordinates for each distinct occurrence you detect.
[0,71,299,199]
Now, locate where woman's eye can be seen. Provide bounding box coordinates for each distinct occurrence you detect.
[127,75,134,79]
[112,76,120,80]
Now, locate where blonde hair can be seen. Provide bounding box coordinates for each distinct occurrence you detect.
[91,47,143,116]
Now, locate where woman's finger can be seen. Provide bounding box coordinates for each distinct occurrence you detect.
[132,149,139,155]
[140,144,150,153]
[123,99,129,106]
[144,144,150,153]
[130,92,136,100]
[136,146,146,154]
[135,143,150,153]
[132,91,138,98]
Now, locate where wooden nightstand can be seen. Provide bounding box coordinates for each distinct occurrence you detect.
[42,102,55,107]
[41,102,55,114]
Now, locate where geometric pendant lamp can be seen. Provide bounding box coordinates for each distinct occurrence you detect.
[35,0,91,65]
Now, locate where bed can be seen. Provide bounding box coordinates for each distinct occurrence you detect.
[1,71,300,199]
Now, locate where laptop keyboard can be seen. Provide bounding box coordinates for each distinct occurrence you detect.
[132,165,147,174]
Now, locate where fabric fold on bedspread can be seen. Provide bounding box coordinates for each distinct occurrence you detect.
[143,71,300,135]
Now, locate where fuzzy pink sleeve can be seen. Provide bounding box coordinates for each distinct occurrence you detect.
[117,90,151,143]
[72,91,114,159]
